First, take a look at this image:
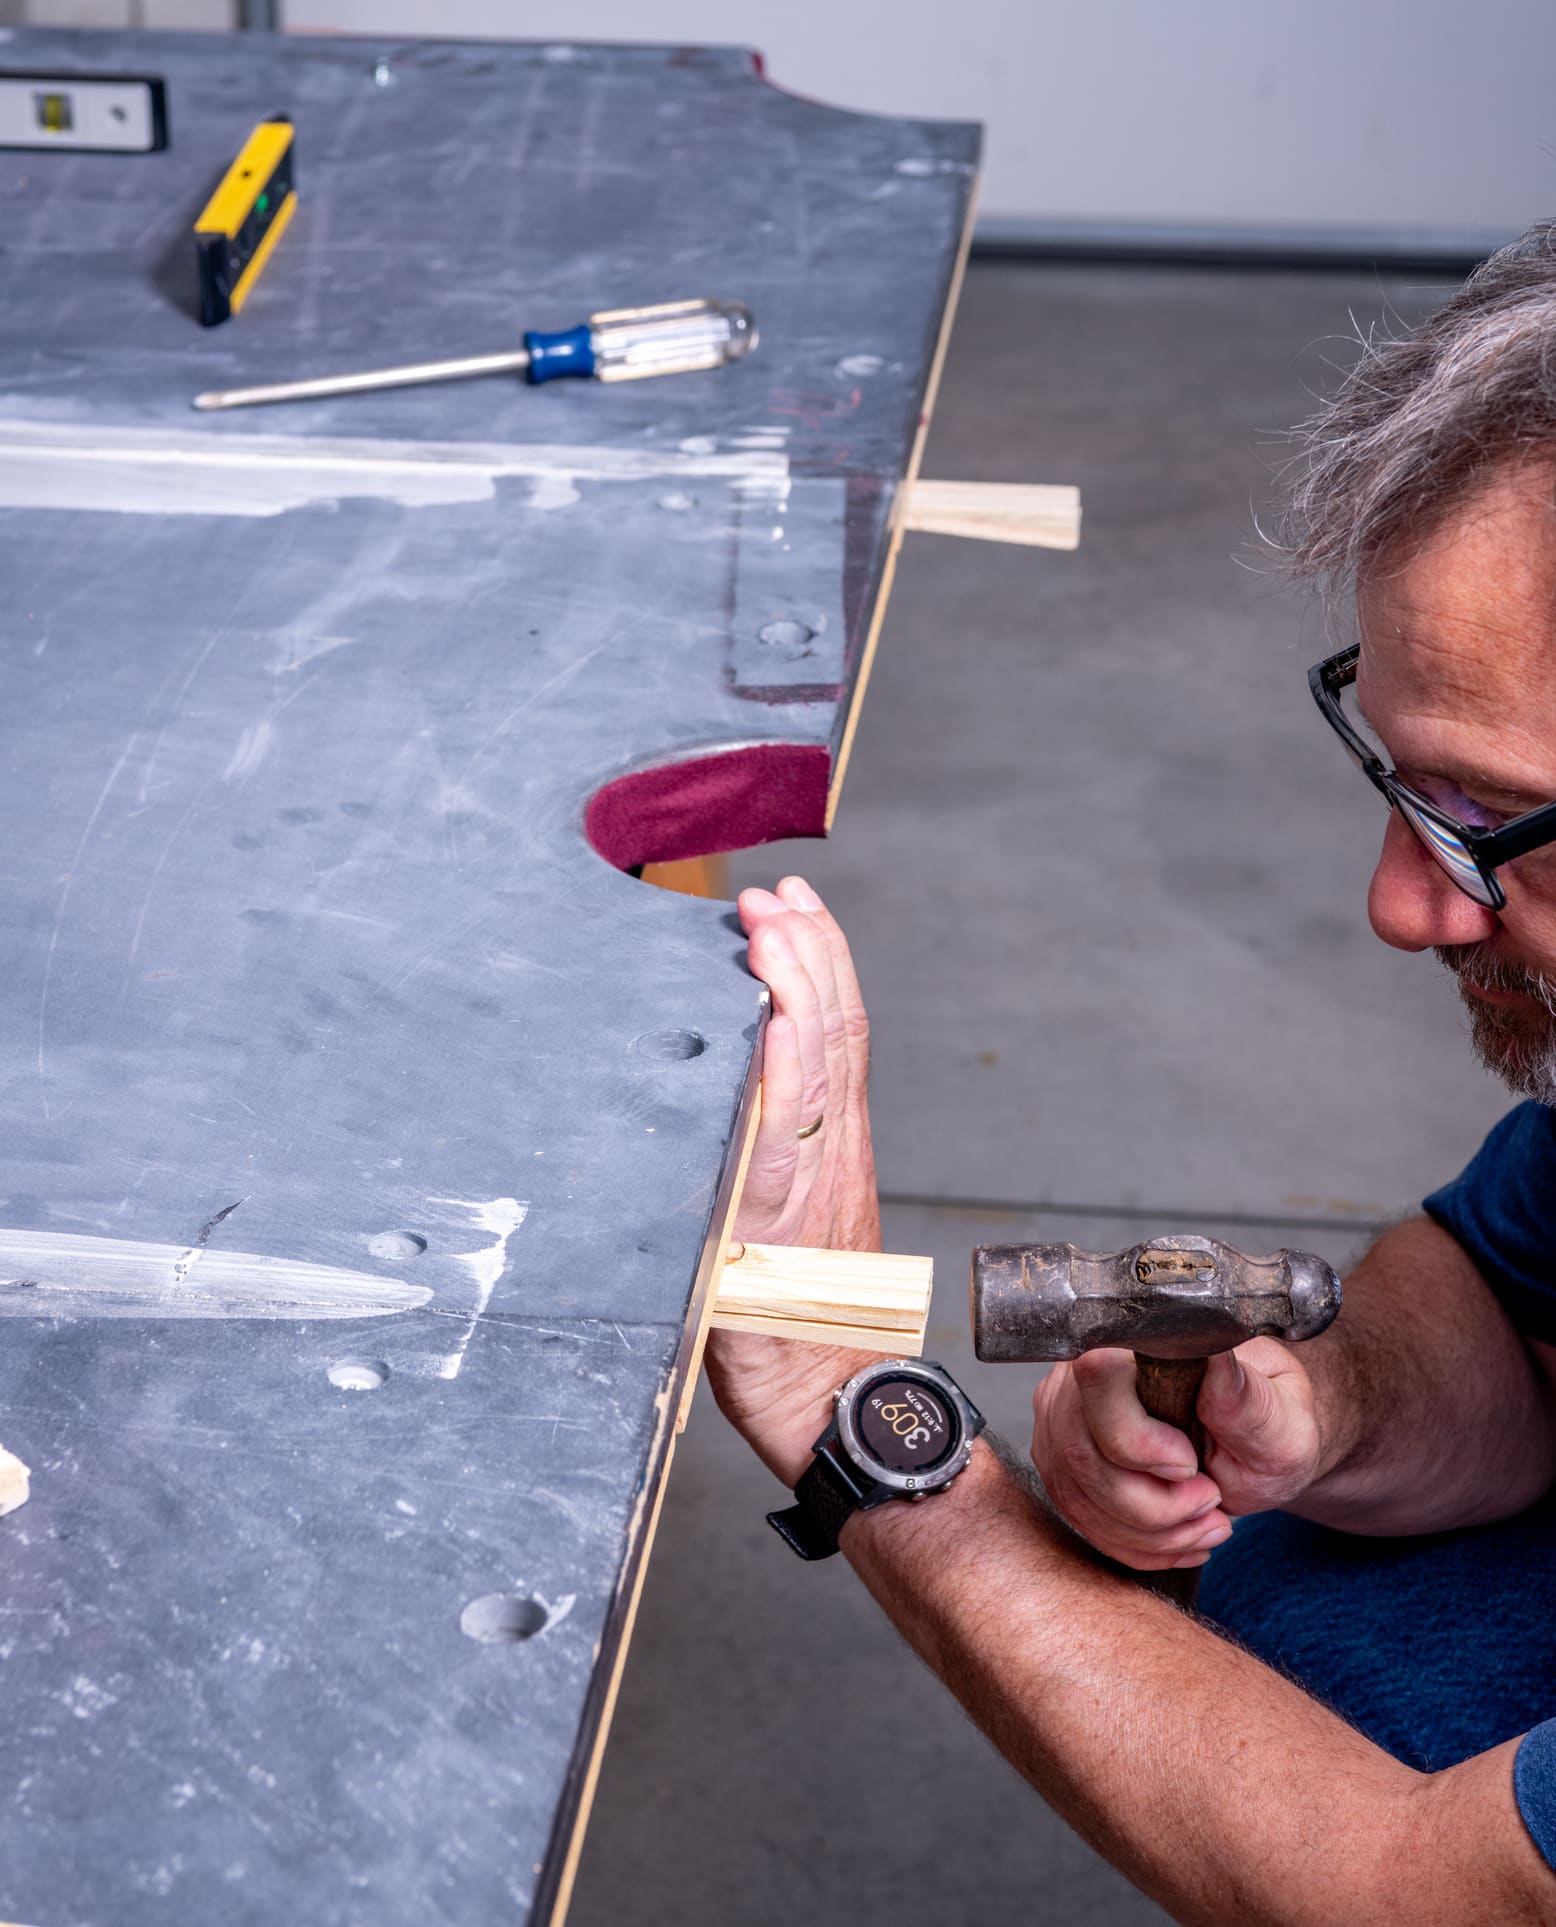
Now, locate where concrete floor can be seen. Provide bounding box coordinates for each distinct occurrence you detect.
[569,261,1509,1925]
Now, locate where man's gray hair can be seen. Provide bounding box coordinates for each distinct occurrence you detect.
[1282,219,1556,598]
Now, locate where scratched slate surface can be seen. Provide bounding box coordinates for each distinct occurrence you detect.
[0,29,977,1927]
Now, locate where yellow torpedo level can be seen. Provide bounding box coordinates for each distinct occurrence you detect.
[194,116,295,327]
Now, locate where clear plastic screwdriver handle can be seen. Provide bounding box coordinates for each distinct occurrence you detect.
[586,298,757,381]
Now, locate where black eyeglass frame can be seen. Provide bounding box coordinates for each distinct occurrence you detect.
[1309,644,1556,912]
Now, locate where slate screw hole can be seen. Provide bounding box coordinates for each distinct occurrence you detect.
[634,1029,706,1061]
[461,1593,548,1643]
[328,1357,389,1391]
[368,1230,427,1261]
[758,618,815,649]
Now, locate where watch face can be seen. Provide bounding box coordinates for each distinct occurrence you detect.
[856,1375,958,1475]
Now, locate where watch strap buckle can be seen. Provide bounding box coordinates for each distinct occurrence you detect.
[765,1500,841,1560]
[767,1449,867,1560]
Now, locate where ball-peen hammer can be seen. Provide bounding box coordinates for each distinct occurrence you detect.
[970,1235,1341,1603]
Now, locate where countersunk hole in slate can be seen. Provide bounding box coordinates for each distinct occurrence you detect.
[461,1593,548,1643]
[758,618,815,650]
[328,1358,390,1390]
[367,1229,428,1261]
[634,1029,706,1061]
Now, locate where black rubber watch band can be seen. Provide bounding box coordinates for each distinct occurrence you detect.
[766,1451,864,1560]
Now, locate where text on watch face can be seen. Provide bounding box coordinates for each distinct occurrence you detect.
[858,1378,955,1474]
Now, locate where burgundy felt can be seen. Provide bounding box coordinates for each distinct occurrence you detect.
[585,743,833,870]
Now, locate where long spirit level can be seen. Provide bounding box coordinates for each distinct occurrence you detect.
[194,115,296,328]
[0,71,167,152]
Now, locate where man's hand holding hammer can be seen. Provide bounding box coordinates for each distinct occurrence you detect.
[710,875,1554,1927]
[1031,1325,1325,1572]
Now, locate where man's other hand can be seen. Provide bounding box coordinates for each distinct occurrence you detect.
[1030,1341,1323,1570]
[706,876,885,1489]
[729,876,880,1255]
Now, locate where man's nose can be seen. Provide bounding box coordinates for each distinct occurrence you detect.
[1367,808,1500,951]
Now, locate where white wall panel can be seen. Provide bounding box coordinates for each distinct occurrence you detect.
[281,0,1556,249]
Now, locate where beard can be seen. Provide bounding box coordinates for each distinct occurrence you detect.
[1435,943,1556,1104]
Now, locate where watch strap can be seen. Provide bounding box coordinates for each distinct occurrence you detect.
[766,1450,866,1560]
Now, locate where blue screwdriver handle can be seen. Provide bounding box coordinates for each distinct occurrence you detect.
[523,323,596,384]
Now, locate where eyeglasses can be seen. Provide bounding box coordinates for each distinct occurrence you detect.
[1309,645,1556,911]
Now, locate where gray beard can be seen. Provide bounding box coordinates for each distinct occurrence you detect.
[1435,944,1556,1105]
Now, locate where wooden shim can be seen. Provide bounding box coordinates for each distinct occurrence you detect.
[905,479,1082,550]
[0,1445,28,1518]
[710,1241,933,1354]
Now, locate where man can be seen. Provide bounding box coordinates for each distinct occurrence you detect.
[707,222,1556,1921]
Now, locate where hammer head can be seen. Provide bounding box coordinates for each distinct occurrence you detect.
[971,1235,1341,1364]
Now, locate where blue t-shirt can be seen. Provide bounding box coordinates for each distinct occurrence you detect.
[1201,1103,1556,1873]
[1425,1101,1556,1344]
[1426,1101,1556,1870]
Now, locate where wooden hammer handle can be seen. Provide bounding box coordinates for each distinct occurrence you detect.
[1133,1355,1208,1464]
[1132,1355,1209,1610]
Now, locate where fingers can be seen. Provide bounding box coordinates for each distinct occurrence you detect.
[1030,1337,1324,1570]
[1072,1349,1200,1480]
[734,1013,804,1227]
[746,918,829,1130]
[741,877,870,1126]
[1032,1360,1230,1571]
[735,877,878,1251]
[769,885,851,1118]
[775,877,870,1094]
[738,886,787,933]
[1197,1340,1321,1511]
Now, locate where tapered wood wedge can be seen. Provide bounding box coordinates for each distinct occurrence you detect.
[711,1241,933,1353]
[0,1445,29,1518]
[906,478,1082,549]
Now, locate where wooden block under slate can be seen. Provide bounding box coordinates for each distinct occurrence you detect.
[0,1446,30,1518]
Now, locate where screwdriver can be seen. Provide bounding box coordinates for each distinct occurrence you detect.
[192,296,756,411]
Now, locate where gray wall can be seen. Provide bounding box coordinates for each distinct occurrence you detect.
[283,0,1556,248]
[0,2,234,26]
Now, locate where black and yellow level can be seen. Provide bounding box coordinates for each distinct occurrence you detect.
[194,115,295,328]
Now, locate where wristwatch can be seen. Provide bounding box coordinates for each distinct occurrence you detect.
[767,1357,986,1560]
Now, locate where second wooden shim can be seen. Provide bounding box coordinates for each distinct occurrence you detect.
[907,479,1082,549]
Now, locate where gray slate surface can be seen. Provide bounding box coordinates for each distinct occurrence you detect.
[571,261,1508,1927]
[0,29,975,1925]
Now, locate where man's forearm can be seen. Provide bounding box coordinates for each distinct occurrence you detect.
[1292,1216,1556,1533]
[843,1439,1549,1926]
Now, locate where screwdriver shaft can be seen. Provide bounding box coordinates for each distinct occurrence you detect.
[193,347,532,411]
